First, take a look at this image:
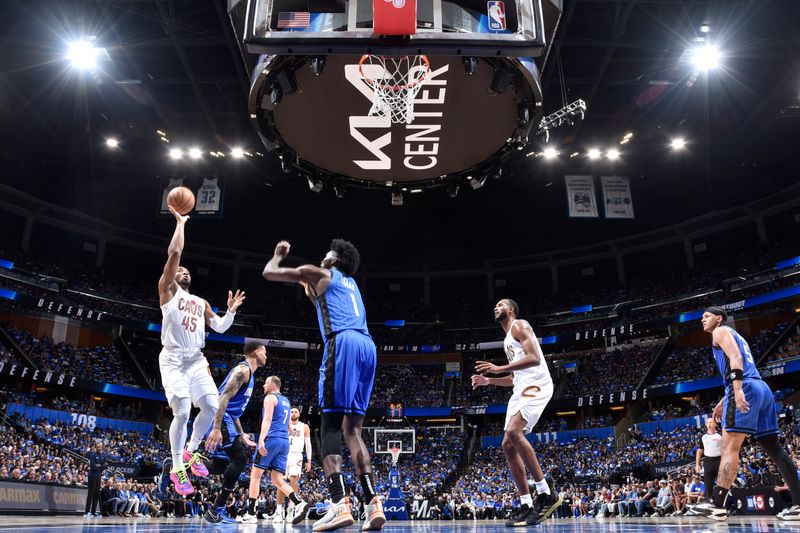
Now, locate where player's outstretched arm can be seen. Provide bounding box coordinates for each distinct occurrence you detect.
[204,290,245,333]
[158,207,188,305]
[262,241,330,286]
[471,373,514,388]
[304,424,312,472]
[206,365,249,452]
[257,395,277,456]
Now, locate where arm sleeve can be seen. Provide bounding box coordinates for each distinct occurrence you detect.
[208,311,235,333]
[305,437,313,461]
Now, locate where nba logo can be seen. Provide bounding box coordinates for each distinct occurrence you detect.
[487,1,506,31]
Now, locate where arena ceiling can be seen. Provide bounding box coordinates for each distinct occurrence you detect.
[1,0,799,264]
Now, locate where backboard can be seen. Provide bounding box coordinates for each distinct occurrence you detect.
[374,427,416,454]
[242,0,548,56]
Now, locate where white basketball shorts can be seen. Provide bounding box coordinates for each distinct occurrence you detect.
[504,381,554,434]
[159,348,217,407]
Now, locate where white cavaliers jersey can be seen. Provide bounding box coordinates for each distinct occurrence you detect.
[160,285,206,352]
[289,422,307,454]
[504,320,552,390]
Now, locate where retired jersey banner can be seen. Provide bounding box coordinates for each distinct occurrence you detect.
[158,176,226,218]
[565,175,599,218]
[601,176,634,219]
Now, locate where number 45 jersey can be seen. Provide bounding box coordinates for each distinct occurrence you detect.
[160,285,206,352]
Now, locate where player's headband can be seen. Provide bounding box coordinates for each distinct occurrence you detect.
[705,307,728,321]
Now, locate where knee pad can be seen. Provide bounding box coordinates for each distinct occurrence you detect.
[320,414,344,458]
[170,397,192,418]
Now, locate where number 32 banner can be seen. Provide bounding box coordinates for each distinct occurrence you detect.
[158,176,226,218]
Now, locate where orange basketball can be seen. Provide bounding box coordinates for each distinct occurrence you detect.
[167,186,195,215]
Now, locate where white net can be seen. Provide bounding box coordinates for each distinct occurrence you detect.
[389,446,401,466]
[359,54,430,124]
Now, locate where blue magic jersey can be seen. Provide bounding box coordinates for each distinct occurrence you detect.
[266,393,291,440]
[217,361,255,420]
[712,326,761,383]
[315,269,370,342]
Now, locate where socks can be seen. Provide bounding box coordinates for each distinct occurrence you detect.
[712,485,729,508]
[214,488,232,509]
[289,492,302,505]
[328,472,346,503]
[360,473,376,502]
[534,479,551,496]
[171,450,185,471]
[520,493,533,507]
[248,498,256,515]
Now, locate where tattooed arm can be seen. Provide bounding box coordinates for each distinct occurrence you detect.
[205,365,249,452]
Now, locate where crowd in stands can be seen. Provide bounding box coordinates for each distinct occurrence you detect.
[768,326,800,363]
[4,324,139,387]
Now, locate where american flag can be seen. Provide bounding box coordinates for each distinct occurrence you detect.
[277,12,310,29]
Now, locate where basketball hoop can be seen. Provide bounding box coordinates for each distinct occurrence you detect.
[359,54,430,124]
[389,445,402,466]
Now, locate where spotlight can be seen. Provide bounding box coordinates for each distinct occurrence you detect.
[543,146,558,160]
[463,57,479,76]
[691,44,721,72]
[67,39,100,70]
[468,175,487,190]
[607,148,620,161]
[310,56,326,76]
[231,147,245,159]
[390,186,403,206]
[670,138,687,150]
[447,182,460,198]
[307,175,323,193]
[188,147,202,160]
[105,138,119,148]
[488,167,502,181]
[169,148,183,160]
[587,148,602,160]
[489,66,512,94]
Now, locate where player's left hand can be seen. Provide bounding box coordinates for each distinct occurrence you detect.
[475,361,501,374]
[734,388,750,414]
[258,442,267,457]
[305,461,311,473]
[206,428,223,453]
[227,289,246,312]
[471,374,490,389]
[241,434,257,448]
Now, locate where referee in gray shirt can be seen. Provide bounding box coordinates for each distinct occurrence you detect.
[695,418,722,500]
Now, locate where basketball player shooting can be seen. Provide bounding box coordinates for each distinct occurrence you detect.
[692,307,800,521]
[158,206,246,496]
[262,239,385,532]
[471,299,562,526]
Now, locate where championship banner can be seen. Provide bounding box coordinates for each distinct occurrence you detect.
[601,176,634,219]
[565,175,599,218]
[158,176,226,218]
[0,480,86,513]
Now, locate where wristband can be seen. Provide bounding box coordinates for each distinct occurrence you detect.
[727,369,743,382]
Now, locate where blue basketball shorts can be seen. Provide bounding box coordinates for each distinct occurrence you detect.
[318,330,376,416]
[722,378,778,438]
[203,413,238,457]
[252,437,289,474]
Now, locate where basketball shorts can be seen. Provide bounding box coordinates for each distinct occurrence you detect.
[504,381,554,434]
[318,330,376,416]
[204,413,239,454]
[158,349,217,407]
[253,437,289,474]
[286,452,304,477]
[722,378,778,438]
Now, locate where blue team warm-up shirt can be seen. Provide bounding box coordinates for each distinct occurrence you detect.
[713,326,778,437]
[253,392,291,473]
[314,269,376,416]
[204,360,254,449]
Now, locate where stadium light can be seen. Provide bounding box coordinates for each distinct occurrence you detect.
[587,148,602,160]
[105,138,119,148]
[188,147,202,160]
[169,148,183,160]
[67,39,100,70]
[691,45,721,72]
[670,138,687,151]
[607,148,620,161]
[543,146,558,160]
[230,147,245,159]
